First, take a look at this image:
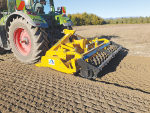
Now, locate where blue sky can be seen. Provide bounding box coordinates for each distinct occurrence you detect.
[45,0,150,18]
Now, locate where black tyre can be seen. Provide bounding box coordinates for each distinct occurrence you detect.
[8,17,49,63]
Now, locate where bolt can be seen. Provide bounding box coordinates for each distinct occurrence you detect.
[20,37,29,44]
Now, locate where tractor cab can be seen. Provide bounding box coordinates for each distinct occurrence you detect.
[8,0,43,13]
[29,0,73,28]
[30,0,66,15]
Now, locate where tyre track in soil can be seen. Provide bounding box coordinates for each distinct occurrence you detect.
[0,53,150,113]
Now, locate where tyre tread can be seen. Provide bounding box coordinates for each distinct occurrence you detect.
[8,17,49,64]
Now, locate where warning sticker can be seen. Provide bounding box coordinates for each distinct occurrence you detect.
[48,59,55,65]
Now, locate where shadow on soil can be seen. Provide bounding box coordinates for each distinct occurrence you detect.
[99,81,150,94]
[92,47,150,94]
[75,46,150,94]
[87,35,120,40]
[0,50,12,61]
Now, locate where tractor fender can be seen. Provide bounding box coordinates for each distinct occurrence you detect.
[5,11,48,31]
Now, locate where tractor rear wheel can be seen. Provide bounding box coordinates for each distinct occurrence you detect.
[8,17,49,63]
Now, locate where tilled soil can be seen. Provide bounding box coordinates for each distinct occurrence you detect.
[96,54,150,93]
[1,24,150,112]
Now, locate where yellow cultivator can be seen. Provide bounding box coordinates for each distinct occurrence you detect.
[36,29,122,79]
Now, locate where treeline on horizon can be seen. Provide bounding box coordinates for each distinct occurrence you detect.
[68,12,150,26]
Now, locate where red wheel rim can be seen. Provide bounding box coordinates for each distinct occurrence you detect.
[13,28,31,56]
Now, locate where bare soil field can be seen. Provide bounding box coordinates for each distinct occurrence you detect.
[74,24,150,57]
[0,24,150,112]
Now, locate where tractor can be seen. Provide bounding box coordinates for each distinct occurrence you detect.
[0,0,73,63]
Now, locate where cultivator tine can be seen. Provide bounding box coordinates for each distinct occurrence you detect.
[95,55,100,65]
[93,57,98,66]
[97,53,103,63]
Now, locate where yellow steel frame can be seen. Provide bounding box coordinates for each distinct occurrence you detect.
[36,29,110,74]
